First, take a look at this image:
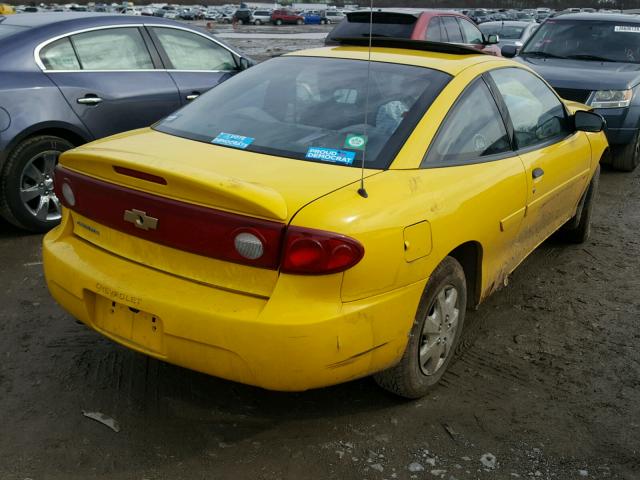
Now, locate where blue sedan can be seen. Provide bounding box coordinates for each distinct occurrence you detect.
[0,13,253,231]
[303,12,329,25]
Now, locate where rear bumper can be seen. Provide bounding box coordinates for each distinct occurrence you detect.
[43,216,424,391]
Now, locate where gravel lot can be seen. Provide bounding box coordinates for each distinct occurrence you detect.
[1,25,639,480]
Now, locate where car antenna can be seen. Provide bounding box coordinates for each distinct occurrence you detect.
[357,0,374,199]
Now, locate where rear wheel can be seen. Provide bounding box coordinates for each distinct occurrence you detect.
[275,19,282,25]
[0,135,74,232]
[296,18,303,25]
[612,130,640,171]
[374,256,467,399]
[562,165,600,243]
[254,19,261,25]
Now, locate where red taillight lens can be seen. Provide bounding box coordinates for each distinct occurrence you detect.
[281,226,364,275]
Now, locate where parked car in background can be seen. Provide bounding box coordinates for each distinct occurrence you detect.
[324,10,345,23]
[505,13,640,171]
[271,9,304,25]
[0,13,254,231]
[251,9,272,25]
[479,21,537,51]
[303,11,328,25]
[468,9,490,24]
[0,3,15,15]
[232,8,251,25]
[178,9,197,20]
[163,10,178,19]
[514,11,536,23]
[44,39,606,398]
[326,10,501,56]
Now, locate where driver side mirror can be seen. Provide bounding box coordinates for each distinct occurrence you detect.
[238,57,254,71]
[574,110,606,133]
[485,34,499,45]
[501,44,518,58]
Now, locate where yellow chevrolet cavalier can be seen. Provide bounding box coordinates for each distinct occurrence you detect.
[43,40,608,398]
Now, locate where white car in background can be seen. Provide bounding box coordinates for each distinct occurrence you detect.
[324,10,345,23]
[251,9,272,25]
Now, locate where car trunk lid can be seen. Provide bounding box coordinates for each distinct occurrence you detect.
[57,128,376,297]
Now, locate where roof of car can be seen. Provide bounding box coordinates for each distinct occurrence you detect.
[553,12,640,22]
[347,8,461,17]
[0,12,186,28]
[479,21,536,27]
[289,46,506,76]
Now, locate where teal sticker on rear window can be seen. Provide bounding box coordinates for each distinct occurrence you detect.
[306,147,356,165]
[212,132,254,149]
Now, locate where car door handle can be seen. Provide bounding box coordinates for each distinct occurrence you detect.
[186,93,200,101]
[532,167,545,179]
[77,96,102,105]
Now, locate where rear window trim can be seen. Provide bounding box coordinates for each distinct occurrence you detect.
[153,55,452,170]
[33,23,242,73]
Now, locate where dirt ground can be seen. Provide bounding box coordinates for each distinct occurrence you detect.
[1,26,640,480]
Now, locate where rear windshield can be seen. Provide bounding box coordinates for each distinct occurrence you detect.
[480,24,525,40]
[328,12,417,40]
[155,56,450,169]
[522,20,640,63]
[0,25,28,40]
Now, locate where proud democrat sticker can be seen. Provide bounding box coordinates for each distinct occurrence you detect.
[212,132,255,149]
[306,147,356,165]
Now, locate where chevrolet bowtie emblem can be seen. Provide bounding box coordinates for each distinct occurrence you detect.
[124,209,158,231]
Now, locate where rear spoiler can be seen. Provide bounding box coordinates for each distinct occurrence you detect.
[328,37,488,56]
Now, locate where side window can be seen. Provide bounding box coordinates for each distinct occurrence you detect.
[425,17,443,42]
[458,18,483,45]
[441,16,463,43]
[153,27,236,71]
[422,79,511,166]
[39,37,80,70]
[489,68,570,150]
[71,28,153,70]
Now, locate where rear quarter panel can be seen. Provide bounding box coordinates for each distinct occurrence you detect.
[0,71,91,166]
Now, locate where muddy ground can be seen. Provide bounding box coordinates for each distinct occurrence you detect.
[1,25,640,480]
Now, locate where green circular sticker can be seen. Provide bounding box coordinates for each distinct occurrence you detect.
[344,134,367,151]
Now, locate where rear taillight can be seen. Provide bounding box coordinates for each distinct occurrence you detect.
[281,226,364,275]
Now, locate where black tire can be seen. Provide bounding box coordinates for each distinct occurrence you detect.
[561,165,600,244]
[254,19,261,25]
[0,135,74,232]
[374,256,467,399]
[275,19,282,25]
[612,130,640,171]
[296,19,303,25]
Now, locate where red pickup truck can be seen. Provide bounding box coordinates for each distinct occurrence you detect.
[326,9,501,56]
[271,9,304,25]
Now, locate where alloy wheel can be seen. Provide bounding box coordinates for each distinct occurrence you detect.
[418,284,460,375]
[19,150,61,222]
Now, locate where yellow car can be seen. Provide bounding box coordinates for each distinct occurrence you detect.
[43,39,607,398]
[0,3,15,14]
